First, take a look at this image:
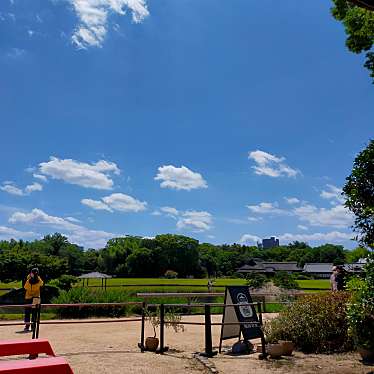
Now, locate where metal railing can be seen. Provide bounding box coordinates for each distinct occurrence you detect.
[0,298,275,359]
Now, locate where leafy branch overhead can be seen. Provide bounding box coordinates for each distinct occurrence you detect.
[331,0,374,82]
[343,140,374,248]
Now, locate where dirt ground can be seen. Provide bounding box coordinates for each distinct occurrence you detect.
[1,315,372,374]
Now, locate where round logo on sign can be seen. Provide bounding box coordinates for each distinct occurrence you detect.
[237,293,253,318]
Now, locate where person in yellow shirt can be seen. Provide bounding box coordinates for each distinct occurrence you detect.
[23,268,43,332]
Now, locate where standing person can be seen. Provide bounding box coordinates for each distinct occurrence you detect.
[23,268,43,332]
[207,279,213,292]
[330,266,338,291]
[335,266,345,291]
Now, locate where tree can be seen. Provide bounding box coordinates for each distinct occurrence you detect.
[317,244,347,264]
[126,248,155,277]
[154,235,200,277]
[343,140,374,248]
[346,246,370,262]
[331,0,374,83]
[198,243,218,277]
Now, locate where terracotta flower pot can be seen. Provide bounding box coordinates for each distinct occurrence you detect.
[267,343,283,358]
[358,347,374,363]
[145,337,159,352]
[279,340,295,356]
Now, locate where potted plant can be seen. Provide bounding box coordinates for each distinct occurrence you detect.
[346,254,374,363]
[279,340,295,356]
[266,343,283,359]
[145,307,184,352]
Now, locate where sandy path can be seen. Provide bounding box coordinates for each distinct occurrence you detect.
[0,315,371,374]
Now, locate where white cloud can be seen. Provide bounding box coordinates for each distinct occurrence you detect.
[65,217,82,223]
[38,157,120,190]
[71,0,149,49]
[9,208,120,248]
[160,206,179,217]
[239,230,352,245]
[0,226,37,241]
[33,174,48,182]
[25,182,43,194]
[226,218,250,225]
[248,216,262,222]
[9,208,78,231]
[0,183,24,196]
[278,231,352,243]
[82,193,147,213]
[284,197,300,205]
[155,165,208,191]
[6,48,25,59]
[239,234,261,244]
[0,181,43,196]
[82,198,113,212]
[248,150,300,178]
[320,184,345,204]
[293,203,353,229]
[246,202,289,216]
[102,193,147,212]
[151,210,162,216]
[297,225,308,231]
[177,210,213,232]
[154,205,213,232]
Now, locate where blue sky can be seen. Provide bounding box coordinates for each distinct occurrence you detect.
[0,0,373,249]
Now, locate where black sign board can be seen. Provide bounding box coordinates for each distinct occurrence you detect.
[219,286,265,353]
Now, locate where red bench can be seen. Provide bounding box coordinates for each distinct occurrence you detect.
[0,357,74,373]
[0,339,74,373]
[0,339,55,358]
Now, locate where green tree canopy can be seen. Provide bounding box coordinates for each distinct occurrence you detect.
[343,139,374,248]
[331,0,374,82]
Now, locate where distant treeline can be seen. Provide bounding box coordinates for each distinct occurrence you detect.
[0,233,369,282]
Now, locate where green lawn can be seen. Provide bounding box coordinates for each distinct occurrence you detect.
[1,278,330,293]
[0,278,331,319]
[296,279,330,289]
[77,278,247,287]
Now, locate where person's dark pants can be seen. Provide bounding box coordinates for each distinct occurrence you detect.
[24,298,33,327]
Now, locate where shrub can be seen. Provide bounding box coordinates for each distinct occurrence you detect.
[164,270,178,279]
[346,254,374,350]
[52,287,132,318]
[49,275,78,291]
[273,271,300,289]
[264,292,353,353]
[245,273,268,289]
[296,274,312,280]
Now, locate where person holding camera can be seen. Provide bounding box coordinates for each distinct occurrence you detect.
[23,268,43,332]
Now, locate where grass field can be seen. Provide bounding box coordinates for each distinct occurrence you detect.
[0,278,330,319]
[0,278,330,291]
[0,278,330,299]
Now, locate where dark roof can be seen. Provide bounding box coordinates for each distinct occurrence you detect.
[263,262,301,272]
[303,262,366,274]
[343,263,365,272]
[303,263,333,273]
[237,261,302,273]
[78,272,112,279]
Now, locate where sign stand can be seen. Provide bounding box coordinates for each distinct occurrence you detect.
[219,286,267,359]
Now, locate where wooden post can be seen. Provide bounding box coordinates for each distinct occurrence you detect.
[157,304,168,353]
[201,304,217,357]
[159,304,165,353]
[138,302,146,352]
[35,303,41,339]
[257,302,263,326]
